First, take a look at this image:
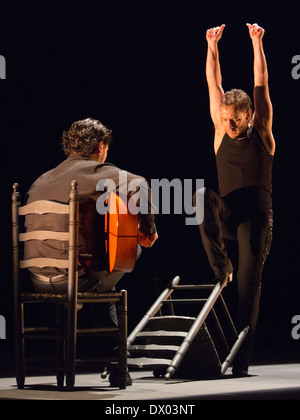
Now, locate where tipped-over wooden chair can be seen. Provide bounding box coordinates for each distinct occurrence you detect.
[12,180,128,390]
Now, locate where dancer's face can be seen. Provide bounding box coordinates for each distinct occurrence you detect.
[221,105,252,139]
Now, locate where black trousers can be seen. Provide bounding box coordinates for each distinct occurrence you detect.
[196,188,273,369]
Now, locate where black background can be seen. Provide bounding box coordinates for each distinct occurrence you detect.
[1,0,300,375]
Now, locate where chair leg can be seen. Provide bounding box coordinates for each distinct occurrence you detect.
[56,371,65,389]
[15,302,25,389]
[65,357,75,389]
[56,304,65,388]
[15,339,25,390]
[118,290,128,389]
[65,345,76,389]
[65,301,77,389]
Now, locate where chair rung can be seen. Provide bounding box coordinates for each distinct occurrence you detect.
[23,327,65,340]
[23,327,121,338]
[162,299,207,304]
[77,327,120,335]
[76,357,119,364]
[129,344,179,352]
[24,327,53,333]
[77,297,122,304]
[23,333,65,340]
[173,284,215,290]
[136,330,187,338]
[21,293,66,303]
[78,292,123,299]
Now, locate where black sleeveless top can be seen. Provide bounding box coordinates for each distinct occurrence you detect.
[216,126,273,214]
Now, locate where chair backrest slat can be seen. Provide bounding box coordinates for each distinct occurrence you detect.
[19,231,70,242]
[20,258,69,269]
[19,200,69,216]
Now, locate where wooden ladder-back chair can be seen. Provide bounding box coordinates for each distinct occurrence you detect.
[12,180,128,390]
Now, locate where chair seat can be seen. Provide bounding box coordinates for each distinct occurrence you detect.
[21,292,67,303]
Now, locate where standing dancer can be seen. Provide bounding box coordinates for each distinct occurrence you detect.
[198,23,275,376]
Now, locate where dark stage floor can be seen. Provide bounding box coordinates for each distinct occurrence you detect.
[1,364,300,401]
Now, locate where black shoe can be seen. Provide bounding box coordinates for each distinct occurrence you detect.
[214,272,233,285]
[232,367,249,378]
[109,369,133,387]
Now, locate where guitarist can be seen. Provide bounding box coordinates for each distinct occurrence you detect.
[25,117,158,295]
[24,118,158,387]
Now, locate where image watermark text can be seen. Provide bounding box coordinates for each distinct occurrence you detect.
[291,315,300,340]
[291,55,300,80]
[0,315,6,339]
[96,171,205,226]
[0,55,6,79]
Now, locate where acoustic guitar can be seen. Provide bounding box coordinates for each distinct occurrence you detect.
[104,191,139,273]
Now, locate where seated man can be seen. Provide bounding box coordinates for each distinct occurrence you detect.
[24,117,158,385]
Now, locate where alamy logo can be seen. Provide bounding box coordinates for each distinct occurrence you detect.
[291,315,300,340]
[0,55,6,79]
[96,171,205,226]
[0,315,6,339]
[292,55,300,80]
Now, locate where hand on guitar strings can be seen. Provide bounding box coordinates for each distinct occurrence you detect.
[138,231,158,248]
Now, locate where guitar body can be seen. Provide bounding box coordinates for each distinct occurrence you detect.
[105,191,138,273]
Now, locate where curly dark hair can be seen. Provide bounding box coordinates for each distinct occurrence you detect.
[61,118,113,157]
[221,89,252,112]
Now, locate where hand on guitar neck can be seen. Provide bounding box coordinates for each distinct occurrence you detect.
[138,231,158,248]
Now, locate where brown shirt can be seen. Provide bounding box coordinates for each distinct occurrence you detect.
[24,154,157,276]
